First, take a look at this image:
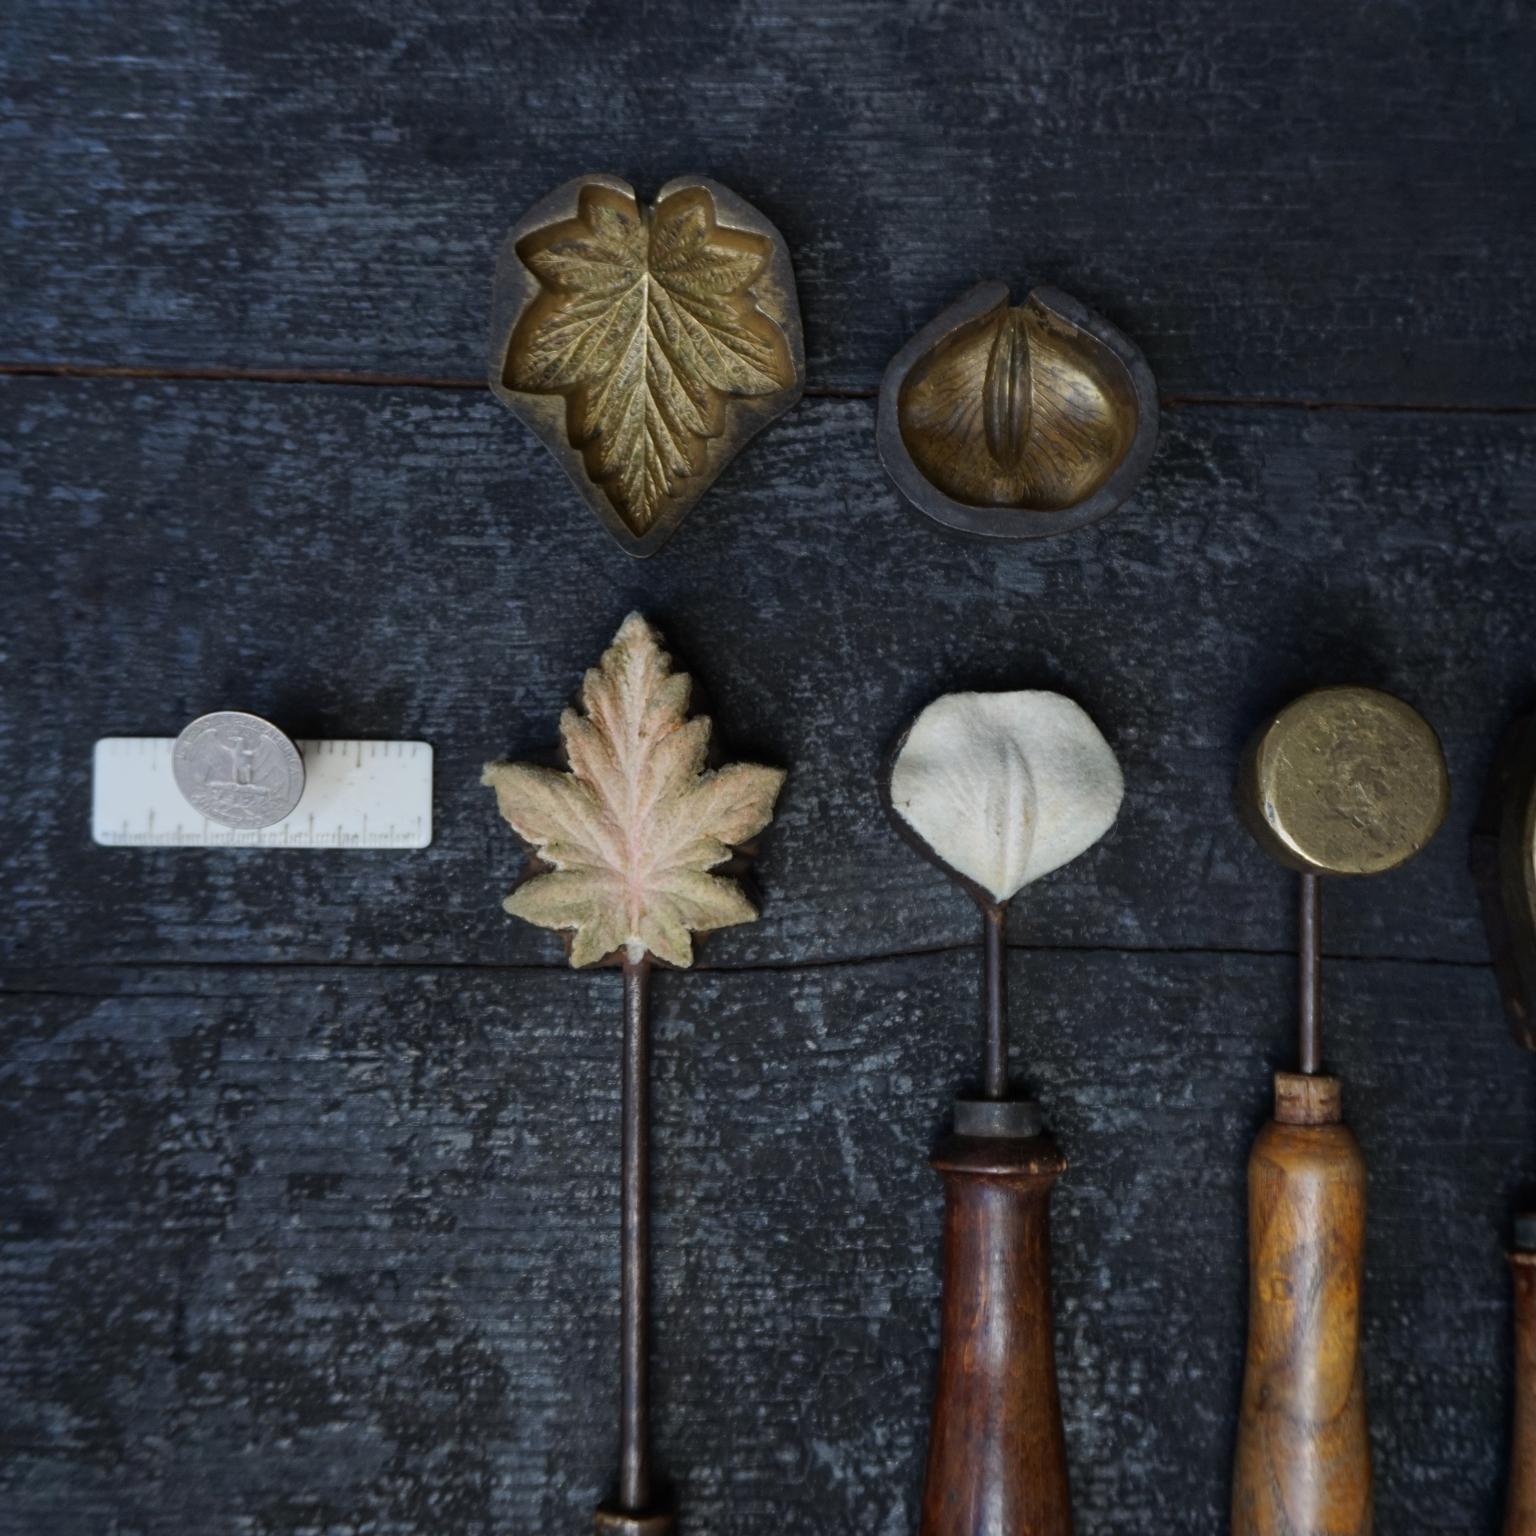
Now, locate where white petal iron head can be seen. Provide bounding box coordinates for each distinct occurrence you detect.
[888,689,1124,906]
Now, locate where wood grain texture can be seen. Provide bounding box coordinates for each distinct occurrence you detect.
[921,1133,1071,1536]
[1509,1254,1536,1536]
[1,0,1534,404]
[1232,1105,1370,1536]
[0,952,1522,1535]
[2,379,1534,975]
[2,4,1535,1531]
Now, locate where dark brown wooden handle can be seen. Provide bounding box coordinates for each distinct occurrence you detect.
[1232,1076,1371,1536]
[920,1131,1072,1536]
[1507,1251,1536,1536]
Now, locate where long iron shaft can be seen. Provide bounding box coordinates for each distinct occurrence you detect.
[982,902,1009,1099]
[620,954,652,1512]
[1298,873,1322,1075]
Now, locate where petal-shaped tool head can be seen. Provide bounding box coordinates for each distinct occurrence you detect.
[886,690,1124,905]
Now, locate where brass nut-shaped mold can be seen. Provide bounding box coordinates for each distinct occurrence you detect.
[1237,686,1449,877]
[876,281,1158,540]
[489,173,805,558]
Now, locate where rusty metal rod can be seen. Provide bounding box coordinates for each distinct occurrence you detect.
[982,902,1009,1100]
[619,953,653,1512]
[1298,872,1322,1075]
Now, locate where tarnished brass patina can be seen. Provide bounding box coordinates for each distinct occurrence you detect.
[490,173,804,558]
[1237,686,1449,877]
[1470,730,1536,1525]
[877,282,1157,540]
[1231,687,1446,1535]
[1472,715,1536,1048]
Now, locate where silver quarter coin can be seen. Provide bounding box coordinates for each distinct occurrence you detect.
[172,712,305,830]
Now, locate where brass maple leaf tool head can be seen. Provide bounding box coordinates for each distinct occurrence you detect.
[490,174,805,558]
[484,613,786,967]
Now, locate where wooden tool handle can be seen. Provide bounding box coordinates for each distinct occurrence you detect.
[1507,1249,1536,1536]
[593,1506,674,1535]
[920,1129,1072,1536]
[1232,1074,1371,1536]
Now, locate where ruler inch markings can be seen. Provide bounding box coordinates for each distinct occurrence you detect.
[91,737,433,850]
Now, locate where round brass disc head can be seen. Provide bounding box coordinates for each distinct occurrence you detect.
[1237,686,1449,876]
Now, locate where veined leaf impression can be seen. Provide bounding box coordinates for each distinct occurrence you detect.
[505,181,797,541]
[484,614,785,968]
[889,690,1123,904]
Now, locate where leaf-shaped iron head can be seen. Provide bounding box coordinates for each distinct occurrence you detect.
[877,282,1157,541]
[483,613,786,968]
[1236,686,1448,877]
[887,690,1124,906]
[490,174,805,558]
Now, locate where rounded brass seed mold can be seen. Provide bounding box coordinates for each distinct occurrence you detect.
[877,281,1158,541]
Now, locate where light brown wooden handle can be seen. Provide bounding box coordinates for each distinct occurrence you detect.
[920,1132,1072,1536]
[1232,1077,1371,1536]
[1507,1251,1536,1536]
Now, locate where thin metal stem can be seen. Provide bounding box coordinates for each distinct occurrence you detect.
[982,902,1009,1100]
[619,953,652,1513]
[1298,873,1322,1075]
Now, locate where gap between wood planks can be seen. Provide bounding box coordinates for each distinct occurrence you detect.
[2,359,1535,415]
[0,940,1496,1003]
[0,362,1510,994]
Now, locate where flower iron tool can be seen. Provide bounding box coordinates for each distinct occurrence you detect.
[1231,686,1448,1536]
[885,690,1124,1536]
[484,615,785,1534]
[1471,713,1536,1536]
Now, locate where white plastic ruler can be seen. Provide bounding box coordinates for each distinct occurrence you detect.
[92,737,433,849]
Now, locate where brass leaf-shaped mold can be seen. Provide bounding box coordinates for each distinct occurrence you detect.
[489,173,805,558]
[877,282,1158,540]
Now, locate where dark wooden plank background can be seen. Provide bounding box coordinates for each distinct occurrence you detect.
[1,2,1533,1533]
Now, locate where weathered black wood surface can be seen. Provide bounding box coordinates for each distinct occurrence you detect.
[2,0,1535,404]
[3,382,1533,972]
[0,957,1525,1535]
[2,2,1534,1534]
